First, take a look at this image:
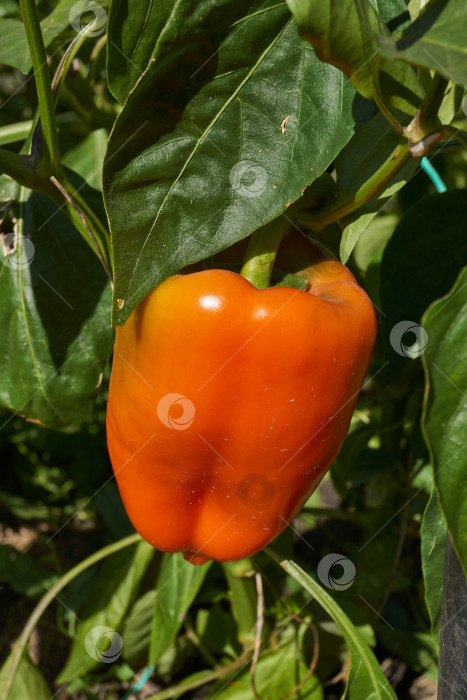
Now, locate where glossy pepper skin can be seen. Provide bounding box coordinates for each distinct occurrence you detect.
[106,233,377,565]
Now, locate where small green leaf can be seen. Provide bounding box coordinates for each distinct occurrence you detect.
[149,553,211,665]
[272,271,308,290]
[422,265,467,578]
[378,0,467,87]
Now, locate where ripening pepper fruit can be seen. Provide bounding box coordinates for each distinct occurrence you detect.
[106,232,377,565]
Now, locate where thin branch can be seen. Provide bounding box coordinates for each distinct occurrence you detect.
[250,571,264,700]
[19,0,61,174]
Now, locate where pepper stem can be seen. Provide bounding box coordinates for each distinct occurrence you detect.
[240,215,290,288]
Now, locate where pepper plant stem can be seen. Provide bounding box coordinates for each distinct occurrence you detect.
[0,149,38,187]
[0,113,80,147]
[240,215,289,288]
[19,0,62,175]
[222,561,258,646]
[412,74,449,140]
[298,141,411,230]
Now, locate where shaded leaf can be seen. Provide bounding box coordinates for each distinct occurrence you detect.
[103,0,363,325]
[0,545,57,598]
[196,604,240,658]
[422,265,467,578]
[380,190,467,378]
[376,625,438,673]
[378,0,467,87]
[0,0,109,74]
[420,483,446,641]
[286,0,423,114]
[0,176,113,431]
[107,0,175,104]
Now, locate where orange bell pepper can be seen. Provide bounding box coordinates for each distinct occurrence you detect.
[106,233,376,564]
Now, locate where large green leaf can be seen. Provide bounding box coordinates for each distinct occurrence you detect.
[0,176,113,431]
[103,0,363,325]
[107,0,175,104]
[267,550,397,699]
[378,0,467,87]
[0,0,109,73]
[149,553,211,665]
[422,265,467,578]
[57,540,154,683]
[286,0,423,115]
[420,483,446,641]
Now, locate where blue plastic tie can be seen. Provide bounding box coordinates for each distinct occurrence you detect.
[121,665,156,699]
[420,156,447,193]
